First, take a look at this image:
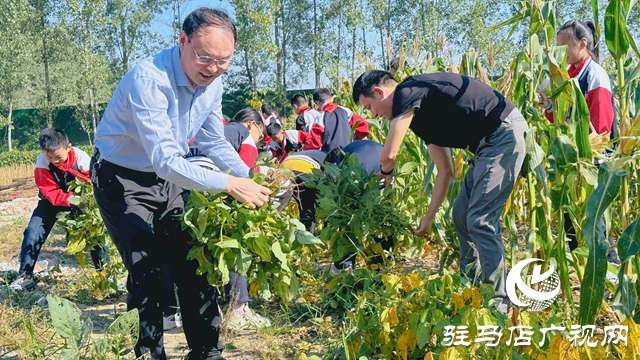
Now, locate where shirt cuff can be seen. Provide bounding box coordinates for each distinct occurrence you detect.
[204,171,231,194]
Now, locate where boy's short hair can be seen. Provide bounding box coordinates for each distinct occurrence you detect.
[231,107,265,132]
[313,88,333,104]
[39,128,69,151]
[290,94,307,107]
[267,122,282,137]
[261,104,274,116]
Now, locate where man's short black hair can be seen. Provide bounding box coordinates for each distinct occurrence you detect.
[39,128,69,152]
[313,88,332,104]
[290,93,307,107]
[352,70,397,105]
[182,8,237,42]
[266,122,283,137]
[261,104,274,116]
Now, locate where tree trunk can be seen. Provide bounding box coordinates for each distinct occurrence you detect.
[89,88,97,143]
[244,49,254,91]
[336,12,342,88]
[351,28,356,82]
[120,8,129,76]
[274,6,282,88]
[282,0,287,90]
[313,0,319,88]
[42,16,53,128]
[387,0,391,40]
[7,93,12,152]
[380,27,386,70]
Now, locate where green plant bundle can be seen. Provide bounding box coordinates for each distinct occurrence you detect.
[182,173,321,304]
[306,153,413,264]
[46,295,138,360]
[58,179,123,295]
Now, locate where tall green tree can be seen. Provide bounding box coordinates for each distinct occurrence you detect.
[0,0,36,151]
[105,0,170,77]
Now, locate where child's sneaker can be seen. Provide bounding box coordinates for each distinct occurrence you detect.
[9,273,35,291]
[163,311,183,331]
[228,303,271,331]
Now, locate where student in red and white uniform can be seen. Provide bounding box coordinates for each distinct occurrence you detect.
[291,93,320,132]
[304,88,370,151]
[188,107,264,168]
[267,122,311,163]
[538,20,620,264]
[9,128,109,292]
[539,20,616,143]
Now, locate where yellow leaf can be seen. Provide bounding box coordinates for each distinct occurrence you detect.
[452,293,465,313]
[401,273,425,291]
[397,333,408,360]
[424,353,435,360]
[454,149,465,180]
[383,274,400,291]
[326,278,340,290]
[439,346,464,360]
[248,282,260,296]
[616,318,640,359]
[547,334,579,360]
[407,328,416,351]
[370,264,379,270]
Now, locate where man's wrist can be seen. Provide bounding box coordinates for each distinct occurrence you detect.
[380,167,394,176]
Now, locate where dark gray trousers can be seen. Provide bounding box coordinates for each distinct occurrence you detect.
[91,156,224,360]
[452,109,528,312]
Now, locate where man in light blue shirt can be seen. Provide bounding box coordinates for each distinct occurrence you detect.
[91,8,268,360]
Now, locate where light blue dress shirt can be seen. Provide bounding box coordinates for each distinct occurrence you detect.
[95,46,249,193]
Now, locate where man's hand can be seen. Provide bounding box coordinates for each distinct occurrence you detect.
[375,171,394,186]
[413,213,435,238]
[224,176,272,208]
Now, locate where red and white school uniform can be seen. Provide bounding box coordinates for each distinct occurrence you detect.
[304,102,370,152]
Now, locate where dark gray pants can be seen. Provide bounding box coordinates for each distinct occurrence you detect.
[91,156,224,360]
[452,109,528,312]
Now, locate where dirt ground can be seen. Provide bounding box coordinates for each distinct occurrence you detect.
[0,191,290,360]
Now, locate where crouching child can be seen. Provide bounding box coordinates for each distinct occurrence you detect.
[9,128,109,291]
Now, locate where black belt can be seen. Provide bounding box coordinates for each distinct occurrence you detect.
[93,148,163,183]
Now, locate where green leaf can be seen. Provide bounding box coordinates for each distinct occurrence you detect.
[296,230,322,245]
[605,0,630,60]
[398,162,418,176]
[67,237,87,255]
[550,135,578,171]
[215,239,240,249]
[106,309,139,349]
[46,295,84,345]
[612,274,638,320]
[579,164,625,325]
[246,235,273,262]
[617,218,640,264]
[525,127,545,171]
[272,241,290,272]
[416,322,431,349]
[570,80,592,160]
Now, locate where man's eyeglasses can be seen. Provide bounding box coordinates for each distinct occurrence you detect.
[189,40,233,67]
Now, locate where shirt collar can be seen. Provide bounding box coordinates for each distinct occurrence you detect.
[172,46,195,88]
[568,55,591,78]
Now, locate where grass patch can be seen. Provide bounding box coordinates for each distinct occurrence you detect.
[0,165,33,187]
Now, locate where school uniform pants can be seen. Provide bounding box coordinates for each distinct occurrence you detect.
[18,199,109,276]
[91,155,224,360]
[452,109,528,313]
